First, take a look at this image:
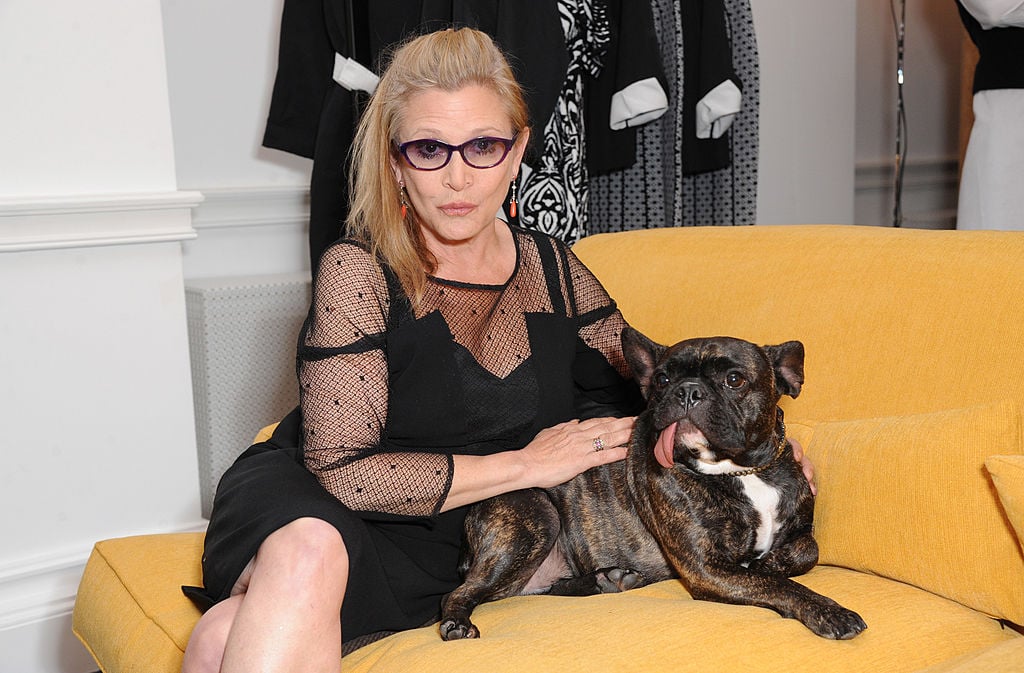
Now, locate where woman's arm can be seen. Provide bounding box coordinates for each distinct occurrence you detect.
[301,243,460,517]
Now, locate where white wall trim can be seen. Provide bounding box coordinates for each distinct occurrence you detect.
[854,155,959,192]
[0,190,204,253]
[182,185,311,279]
[0,550,85,631]
[190,185,309,231]
[0,520,208,631]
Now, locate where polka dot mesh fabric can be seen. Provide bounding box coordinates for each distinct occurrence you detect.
[298,229,629,517]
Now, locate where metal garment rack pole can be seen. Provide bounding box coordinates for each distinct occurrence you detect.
[892,0,908,228]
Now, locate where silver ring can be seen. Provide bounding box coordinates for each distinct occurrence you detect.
[593,437,605,452]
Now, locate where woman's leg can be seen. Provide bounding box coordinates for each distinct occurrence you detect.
[183,517,349,673]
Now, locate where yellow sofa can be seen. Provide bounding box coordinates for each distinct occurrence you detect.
[73,225,1024,672]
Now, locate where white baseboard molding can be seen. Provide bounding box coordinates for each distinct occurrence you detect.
[0,520,208,632]
[0,190,204,253]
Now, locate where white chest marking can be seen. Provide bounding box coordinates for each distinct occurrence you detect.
[737,474,781,556]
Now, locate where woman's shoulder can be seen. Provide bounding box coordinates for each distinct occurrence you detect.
[318,238,374,265]
[314,239,392,294]
[316,239,389,278]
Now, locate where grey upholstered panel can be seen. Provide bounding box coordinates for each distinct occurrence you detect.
[185,274,311,516]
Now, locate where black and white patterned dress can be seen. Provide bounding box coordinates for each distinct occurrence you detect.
[518,0,610,244]
[589,0,760,231]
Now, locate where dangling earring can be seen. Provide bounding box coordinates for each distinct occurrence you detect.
[509,179,518,218]
[399,183,409,219]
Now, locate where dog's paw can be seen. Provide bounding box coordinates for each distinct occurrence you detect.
[804,605,868,640]
[595,567,644,593]
[439,617,480,641]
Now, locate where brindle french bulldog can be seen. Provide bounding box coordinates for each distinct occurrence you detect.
[439,328,866,640]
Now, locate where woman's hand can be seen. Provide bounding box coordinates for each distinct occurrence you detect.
[789,437,817,496]
[518,416,635,489]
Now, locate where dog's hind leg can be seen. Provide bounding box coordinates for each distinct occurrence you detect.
[440,489,562,640]
[547,567,645,596]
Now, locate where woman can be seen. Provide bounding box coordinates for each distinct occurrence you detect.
[182,27,639,673]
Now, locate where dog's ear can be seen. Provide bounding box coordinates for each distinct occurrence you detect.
[764,341,805,399]
[622,327,667,399]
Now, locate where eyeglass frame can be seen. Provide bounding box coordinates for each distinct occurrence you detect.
[394,133,520,171]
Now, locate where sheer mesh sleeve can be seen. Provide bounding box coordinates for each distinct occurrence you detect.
[299,243,454,518]
[565,246,632,379]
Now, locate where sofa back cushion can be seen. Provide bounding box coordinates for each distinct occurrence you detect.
[571,225,1024,423]
[787,401,1024,625]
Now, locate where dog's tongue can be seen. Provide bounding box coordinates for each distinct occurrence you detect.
[655,422,678,469]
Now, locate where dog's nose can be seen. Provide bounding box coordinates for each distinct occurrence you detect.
[677,381,704,409]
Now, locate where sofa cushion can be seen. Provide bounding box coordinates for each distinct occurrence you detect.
[787,401,1024,626]
[340,567,1018,673]
[986,455,1024,550]
[914,636,1024,673]
[73,533,1017,673]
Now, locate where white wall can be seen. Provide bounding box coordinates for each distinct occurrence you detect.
[855,0,962,165]
[0,2,203,672]
[751,0,963,229]
[751,0,858,225]
[0,2,178,197]
[160,0,312,191]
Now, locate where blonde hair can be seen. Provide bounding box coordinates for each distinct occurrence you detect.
[346,27,530,306]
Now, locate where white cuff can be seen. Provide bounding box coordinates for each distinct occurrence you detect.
[609,77,669,130]
[696,79,742,139]
[333,54,379,94]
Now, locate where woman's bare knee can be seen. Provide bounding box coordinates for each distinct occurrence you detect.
[256,518,348,597]
[182,596,242,673]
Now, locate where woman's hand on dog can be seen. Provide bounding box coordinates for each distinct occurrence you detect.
[789,437,817,496]
[519,416,635,489]
[443,417,633,511]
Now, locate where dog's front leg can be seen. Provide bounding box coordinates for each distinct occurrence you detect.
[676,551,866,640]
[440,489,561,641]
[648,515,866,640]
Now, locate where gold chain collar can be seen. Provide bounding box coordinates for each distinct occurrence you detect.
[710,410,788,478]
[718,425,788,477]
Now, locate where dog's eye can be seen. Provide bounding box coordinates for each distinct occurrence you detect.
[654,372,670,389]
[725,372,747,389]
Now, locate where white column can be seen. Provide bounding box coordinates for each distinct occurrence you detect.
[0,2,203,671]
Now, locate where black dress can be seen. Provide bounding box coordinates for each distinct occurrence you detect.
[186,225,641,644]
